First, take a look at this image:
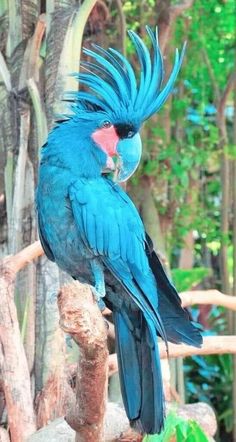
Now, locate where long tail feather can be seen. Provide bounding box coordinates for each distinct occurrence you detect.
[113,309,165,435]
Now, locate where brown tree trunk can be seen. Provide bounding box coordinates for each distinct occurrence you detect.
[232,69,236,442]
[217,73,235,298]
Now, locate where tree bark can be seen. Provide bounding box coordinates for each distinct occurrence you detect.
[217,73,235,298]
[57,281,108,442]
[35,257,66,393]
[157,0,194,53]
[36,368,74,429]
[114,0,126,56]
[0,258,37,441]
[232,64,236,442]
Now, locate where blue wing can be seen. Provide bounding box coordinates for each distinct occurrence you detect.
[69,176,166,341]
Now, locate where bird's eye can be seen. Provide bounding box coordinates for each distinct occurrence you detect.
[102,121,112,128]
[127,130,134,138]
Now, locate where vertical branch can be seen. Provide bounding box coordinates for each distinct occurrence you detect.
[35,258,65,393]
[217,72,235,297]
[0,259,37,441]
[58,282,108,442]
[232,66,236,442]
[203,48,234,298]
[114,0,126,56]
[155,0,195,405]
[9,109,30,254]
[157,0,194,53]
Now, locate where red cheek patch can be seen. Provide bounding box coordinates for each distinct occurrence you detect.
[92,126,119,157]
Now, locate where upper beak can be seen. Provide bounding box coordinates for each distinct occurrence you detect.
[115,133,142,182]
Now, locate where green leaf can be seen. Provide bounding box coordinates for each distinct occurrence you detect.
[143,412,209,442]
[171,268,210,292]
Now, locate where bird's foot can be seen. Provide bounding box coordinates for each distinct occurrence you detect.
[90,286,106,311]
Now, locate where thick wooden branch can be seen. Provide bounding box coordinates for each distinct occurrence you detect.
[0,259,36,440]
[57,282,108,442]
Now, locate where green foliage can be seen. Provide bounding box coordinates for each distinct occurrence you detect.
[174,0,234,111]
[171,268,210,292]
[143,412,208,442]
[127,0,235,279]
[185,353,233,433]
[184,292,233,436]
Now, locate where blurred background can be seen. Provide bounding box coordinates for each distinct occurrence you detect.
[0,0,235,441]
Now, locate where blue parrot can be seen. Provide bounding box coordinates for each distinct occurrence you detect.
[37,27,202,435]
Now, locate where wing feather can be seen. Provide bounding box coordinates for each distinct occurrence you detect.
[69,177,167,343]
[69,178,146,268]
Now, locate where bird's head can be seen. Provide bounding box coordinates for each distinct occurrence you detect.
[89,116,142,182]
[65,26,186,182]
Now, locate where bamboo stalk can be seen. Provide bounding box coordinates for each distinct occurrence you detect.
[27,78,48,149]
[0,51,11,91]
[4,151,14,242]
[6,0,22,57]
[9,109,30,253]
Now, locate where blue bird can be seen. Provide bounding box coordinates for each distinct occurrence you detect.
[37,27,202,435]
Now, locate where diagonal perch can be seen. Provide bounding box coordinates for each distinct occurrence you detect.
[57,281,109,442]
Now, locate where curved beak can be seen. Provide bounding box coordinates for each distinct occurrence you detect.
[115,133,142,182]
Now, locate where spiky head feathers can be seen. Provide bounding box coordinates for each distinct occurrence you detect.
[68,26,186,128]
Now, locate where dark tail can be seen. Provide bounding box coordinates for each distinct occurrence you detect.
[113,309,165,435]
[146,235,202,347]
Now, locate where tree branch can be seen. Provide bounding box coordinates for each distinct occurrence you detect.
[114,0,126,56]
[218,72,236,125]
[0,257,36,440]
[158,0,194,52]
[217,72,235,297]
[201,48,220,103]
[181,289,236,311]
[57,282,108,442]
[108,336,236,377]
[2,240,44,275]
[159,336,236,358]
[170,0,195,17]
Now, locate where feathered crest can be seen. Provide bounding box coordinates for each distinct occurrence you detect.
[68,26,186,124]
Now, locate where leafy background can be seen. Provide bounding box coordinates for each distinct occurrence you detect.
[0,0,235,440]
